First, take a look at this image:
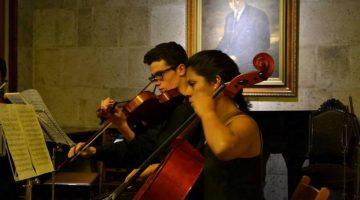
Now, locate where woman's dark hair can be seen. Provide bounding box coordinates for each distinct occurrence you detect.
[186,50,250,113]
[143,42,188,68]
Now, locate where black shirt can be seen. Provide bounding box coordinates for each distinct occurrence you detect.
[94,100,200,169]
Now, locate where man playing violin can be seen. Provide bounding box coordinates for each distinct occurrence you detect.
[67,42,200,170]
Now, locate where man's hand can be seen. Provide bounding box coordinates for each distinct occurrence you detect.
[67,142,96,159]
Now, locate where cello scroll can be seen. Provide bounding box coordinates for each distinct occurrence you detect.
[224,52,274,98]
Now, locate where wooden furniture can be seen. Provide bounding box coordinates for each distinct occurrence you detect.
[291,175,330,200]
[34,172,99,200]
[303,99,358,198]
[43,172,98,186]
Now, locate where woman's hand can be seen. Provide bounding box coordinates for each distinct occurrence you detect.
[124,164,160,183]
[67,142,96,159]
[189,90,216,118]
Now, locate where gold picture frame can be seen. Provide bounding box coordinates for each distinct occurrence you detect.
[187,0,298,96]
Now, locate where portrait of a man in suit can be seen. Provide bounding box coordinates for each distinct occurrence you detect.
[216,0,270,73]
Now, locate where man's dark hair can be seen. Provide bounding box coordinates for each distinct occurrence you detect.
[0,58,7,80]
[143,42,188,68]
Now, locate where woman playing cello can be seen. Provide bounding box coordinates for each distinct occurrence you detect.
[185,50,263,199]
[130,50,264,199]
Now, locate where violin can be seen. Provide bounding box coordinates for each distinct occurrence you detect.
[106,52,275,200]
[98,88,184,130]
[57,87,184,170]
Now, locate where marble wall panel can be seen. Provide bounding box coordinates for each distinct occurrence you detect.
[33,9,57,48]
[300,1,360,46]
[109,87,142,102]
[33,0,61,9]
[150,3,186,47]
[77,0,148,8]
[17,47,33,91]
[127,47,151,88]
[298,46,316,89]
[18,1,33,47]
[148,0,184,6]
[33,9,77,48]
[62,0,80,9]
[96,47,129,88]
[92,6,120,47]
[55,11,77,47]
[34,49,64,87]
[78,0,110,8]
[118,7,149,46]
[36,85,110,128]
[316,46,350,89]
[106,0,148,7]
[349,45,360,86]
[78,8,93,46]
[34,47,123,89]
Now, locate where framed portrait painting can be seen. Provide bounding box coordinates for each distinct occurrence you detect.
[187,0,298,96]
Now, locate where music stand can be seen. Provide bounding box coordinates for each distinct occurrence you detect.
[3,89,76,200]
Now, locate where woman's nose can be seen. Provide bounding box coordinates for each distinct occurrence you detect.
[183,87,191,97]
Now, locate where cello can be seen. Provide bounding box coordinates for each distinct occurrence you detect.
[105,52,274,200]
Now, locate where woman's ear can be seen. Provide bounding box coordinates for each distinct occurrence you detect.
[176,64,186,76]
[214,75,222,89]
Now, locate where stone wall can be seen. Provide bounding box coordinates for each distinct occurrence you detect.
[17,0,360,125]
[17,0,186,129]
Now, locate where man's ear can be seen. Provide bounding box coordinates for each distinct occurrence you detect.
[176,64,187,76]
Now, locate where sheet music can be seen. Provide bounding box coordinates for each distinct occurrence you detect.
[0,104,37,180]
[4,92,28,105]
[5,90,74,146]
[21,89,75,146]
[17,105,54,175]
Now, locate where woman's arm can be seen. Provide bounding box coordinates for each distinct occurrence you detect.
[200,113,260,161]
[190,92,259,161]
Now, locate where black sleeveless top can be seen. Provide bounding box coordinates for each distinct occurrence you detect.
[189,131,264,200]
[201,144,263,200]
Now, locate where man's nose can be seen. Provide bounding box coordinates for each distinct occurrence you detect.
[154,79,161,86]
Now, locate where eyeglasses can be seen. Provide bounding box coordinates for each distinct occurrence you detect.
[148,67,175,82]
